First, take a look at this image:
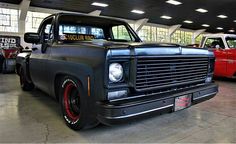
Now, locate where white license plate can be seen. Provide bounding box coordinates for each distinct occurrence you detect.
[174,95,192,111]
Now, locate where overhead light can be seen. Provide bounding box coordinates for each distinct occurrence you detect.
[229,29,235,33]
[217,27,223,30]
[161,15,172,19]
[196,8,208,13]
[131,10,145,14]
[217,15,228,19]
[91,2,108,7]
[202,24,210,27]
[184,20,193,24]
[166,0,182,5]
[234,20,236,23]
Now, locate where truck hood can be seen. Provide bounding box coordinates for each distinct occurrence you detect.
[102,41,213,57]
[71,40,180,49]
[61,40,214,56]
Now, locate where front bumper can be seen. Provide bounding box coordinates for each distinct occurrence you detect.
[97,83,218,125]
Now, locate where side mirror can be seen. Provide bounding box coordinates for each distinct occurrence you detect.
[24,33,40,44]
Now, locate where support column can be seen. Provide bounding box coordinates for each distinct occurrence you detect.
[134,18,149,33]
[168,24,181,43]
[192,29,206,44]
[88,10,101,16]
[18,0,31,34]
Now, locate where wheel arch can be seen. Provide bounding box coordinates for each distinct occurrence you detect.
[54,73,86,101]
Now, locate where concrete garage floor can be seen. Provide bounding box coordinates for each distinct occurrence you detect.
[0,74,235,143]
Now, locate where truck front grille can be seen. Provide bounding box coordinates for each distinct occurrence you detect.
[136,57,209,91]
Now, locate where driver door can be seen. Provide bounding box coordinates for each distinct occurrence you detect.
[29,16,54,93]
[204,37,227,76]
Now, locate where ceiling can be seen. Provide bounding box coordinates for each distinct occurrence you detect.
[1,0,236,33]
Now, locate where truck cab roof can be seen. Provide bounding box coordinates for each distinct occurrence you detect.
[203,34,236,38]
[47,12,128,25]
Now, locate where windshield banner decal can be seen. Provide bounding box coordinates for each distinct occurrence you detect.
[61,34,95,41]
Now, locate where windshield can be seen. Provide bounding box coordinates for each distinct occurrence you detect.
[226,37,236,48]
[58,14,140,43]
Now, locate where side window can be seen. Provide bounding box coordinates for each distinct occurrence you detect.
[44,24,53,41]
[204,38,225,49]
[112,25,133,41]
[38,17,54,53]
[39,17,54,43]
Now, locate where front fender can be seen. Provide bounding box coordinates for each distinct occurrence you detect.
[48,60,94,98]
[49,61,98,122]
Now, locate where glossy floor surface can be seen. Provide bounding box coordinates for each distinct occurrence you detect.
[0,74,235,143]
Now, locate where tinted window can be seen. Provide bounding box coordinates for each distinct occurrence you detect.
[59,25,104,39]
[44,24,53,41]
[58,15,140,42]
[226,37,236,48]
[204,38,225,49]
[38,17,54,53]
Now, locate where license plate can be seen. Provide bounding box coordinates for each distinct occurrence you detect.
[174,95,192,111]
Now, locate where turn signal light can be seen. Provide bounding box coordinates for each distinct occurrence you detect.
[108,90,128,100]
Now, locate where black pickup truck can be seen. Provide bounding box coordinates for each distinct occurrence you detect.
[16,13,218,130]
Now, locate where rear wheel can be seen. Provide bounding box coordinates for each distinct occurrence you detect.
[2,60,7,74]
[19,67,34,91]
[0,57,3,73]
[59,76,94,130]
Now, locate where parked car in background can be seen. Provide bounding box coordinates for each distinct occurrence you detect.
[0,36,22,73]
[1,47,21,73]
[200,34,236,78]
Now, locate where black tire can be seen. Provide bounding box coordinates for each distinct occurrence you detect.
[59,76,92,130]
[2,60,7,74]
[0,57,3,73]
[19,67,34,91]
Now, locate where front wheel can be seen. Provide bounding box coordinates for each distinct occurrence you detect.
[59,76,93,130]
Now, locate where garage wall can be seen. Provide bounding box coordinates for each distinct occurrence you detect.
[0,2,209,48]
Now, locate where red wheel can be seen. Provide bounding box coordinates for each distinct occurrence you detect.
[63,82,80,123]
[59,76,99,130]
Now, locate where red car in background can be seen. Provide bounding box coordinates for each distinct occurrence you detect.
[200,34,236,78]
[0,36,22,73]
[0,48,20,73]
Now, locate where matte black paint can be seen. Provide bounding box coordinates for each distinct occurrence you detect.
[16,13,218,125]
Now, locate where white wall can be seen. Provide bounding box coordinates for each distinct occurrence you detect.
[0,1,209,47]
